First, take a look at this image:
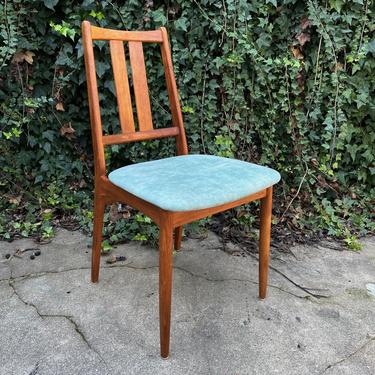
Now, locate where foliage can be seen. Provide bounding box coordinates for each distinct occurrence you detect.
[0,0,374,248]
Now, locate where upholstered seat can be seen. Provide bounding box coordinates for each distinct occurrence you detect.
[108,154,280,212]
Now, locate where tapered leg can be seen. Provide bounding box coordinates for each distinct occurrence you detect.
[259,187,273,299]
[174,226,183,250]
[159,221,173,358]
[91,194,105,283]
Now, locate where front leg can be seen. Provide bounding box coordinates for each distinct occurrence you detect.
[159,219,174,358]
[259,187,273,299]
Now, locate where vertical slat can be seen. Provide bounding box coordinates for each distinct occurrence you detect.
[128,41,153,131]
[109,40,135,133]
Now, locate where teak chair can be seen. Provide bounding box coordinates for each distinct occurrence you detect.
[82,21,280,358]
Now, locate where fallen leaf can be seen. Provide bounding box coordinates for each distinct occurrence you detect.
[297,72,305,90]
[330,182,340,191]
[297,32,310,47]
[109,204,122,222]
[144,0,154,9]
[60,122,76,139]
[117,203,132,219]
[334,62,344,72]
[55,102,65,111]
[310,158,319,167]
[14,249,24,258]
[290,46,304,60]
[12,50,35,64]
[300,17,311,30]
[106,256,117,264]
[236,209,247,218]
[316,175,326,187]
[24,51,35,64]
[9,195,22,205]
[227,120,236,129]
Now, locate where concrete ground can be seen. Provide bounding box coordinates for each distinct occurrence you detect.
[0,229,374,375]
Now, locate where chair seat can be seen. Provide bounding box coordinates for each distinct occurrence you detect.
[108,154,280,212]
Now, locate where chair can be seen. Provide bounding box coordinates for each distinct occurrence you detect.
[81,21,280,358]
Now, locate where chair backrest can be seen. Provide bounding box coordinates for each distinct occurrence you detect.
[81,21,188,177]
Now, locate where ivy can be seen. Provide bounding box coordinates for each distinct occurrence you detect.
[0,0,374,248]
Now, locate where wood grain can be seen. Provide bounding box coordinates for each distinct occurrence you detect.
[170,190,267,227]
[109,40,135,133]
[259,187,273,299]
[159,219,173,358]
[160,27,188,155]
[91,194,105,283]
[128,41,153,131]
[174,226,183,250]
[81,21,106,176]
[91,26,163,42]
[102,127,179,145]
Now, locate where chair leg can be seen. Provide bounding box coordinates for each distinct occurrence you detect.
[259,187,273,299]
[159,221,173,358]
[92,194,105,283]
[174,226,183,251]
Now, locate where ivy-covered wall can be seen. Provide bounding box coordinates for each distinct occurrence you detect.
[0,0,374,246]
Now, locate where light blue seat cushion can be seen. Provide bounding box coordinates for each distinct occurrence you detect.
[108,155,280,212]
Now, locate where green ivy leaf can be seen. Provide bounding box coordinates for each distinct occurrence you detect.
[101,240,112,253]
[329,0,344,12]
[1,0,374,248]
[175,18,188,32]
[265,0,277,7]
[43,142,51,154]
[95,61,110,78]
[43,0,59,10]
[82,0,95,6]
[367,40,375,54]
[151,9,167,26]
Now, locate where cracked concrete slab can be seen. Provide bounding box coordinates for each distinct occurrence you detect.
[0,229,374,375]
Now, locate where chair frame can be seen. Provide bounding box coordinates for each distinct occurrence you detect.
[82,21,273,358]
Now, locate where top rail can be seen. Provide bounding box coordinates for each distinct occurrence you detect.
[90,25,163,42]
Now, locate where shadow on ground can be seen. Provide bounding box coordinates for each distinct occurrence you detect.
[0,229,374,375]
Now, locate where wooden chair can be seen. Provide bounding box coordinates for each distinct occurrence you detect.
[81,21,280,358]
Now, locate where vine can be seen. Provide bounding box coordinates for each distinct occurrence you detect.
[0,0,374,249]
